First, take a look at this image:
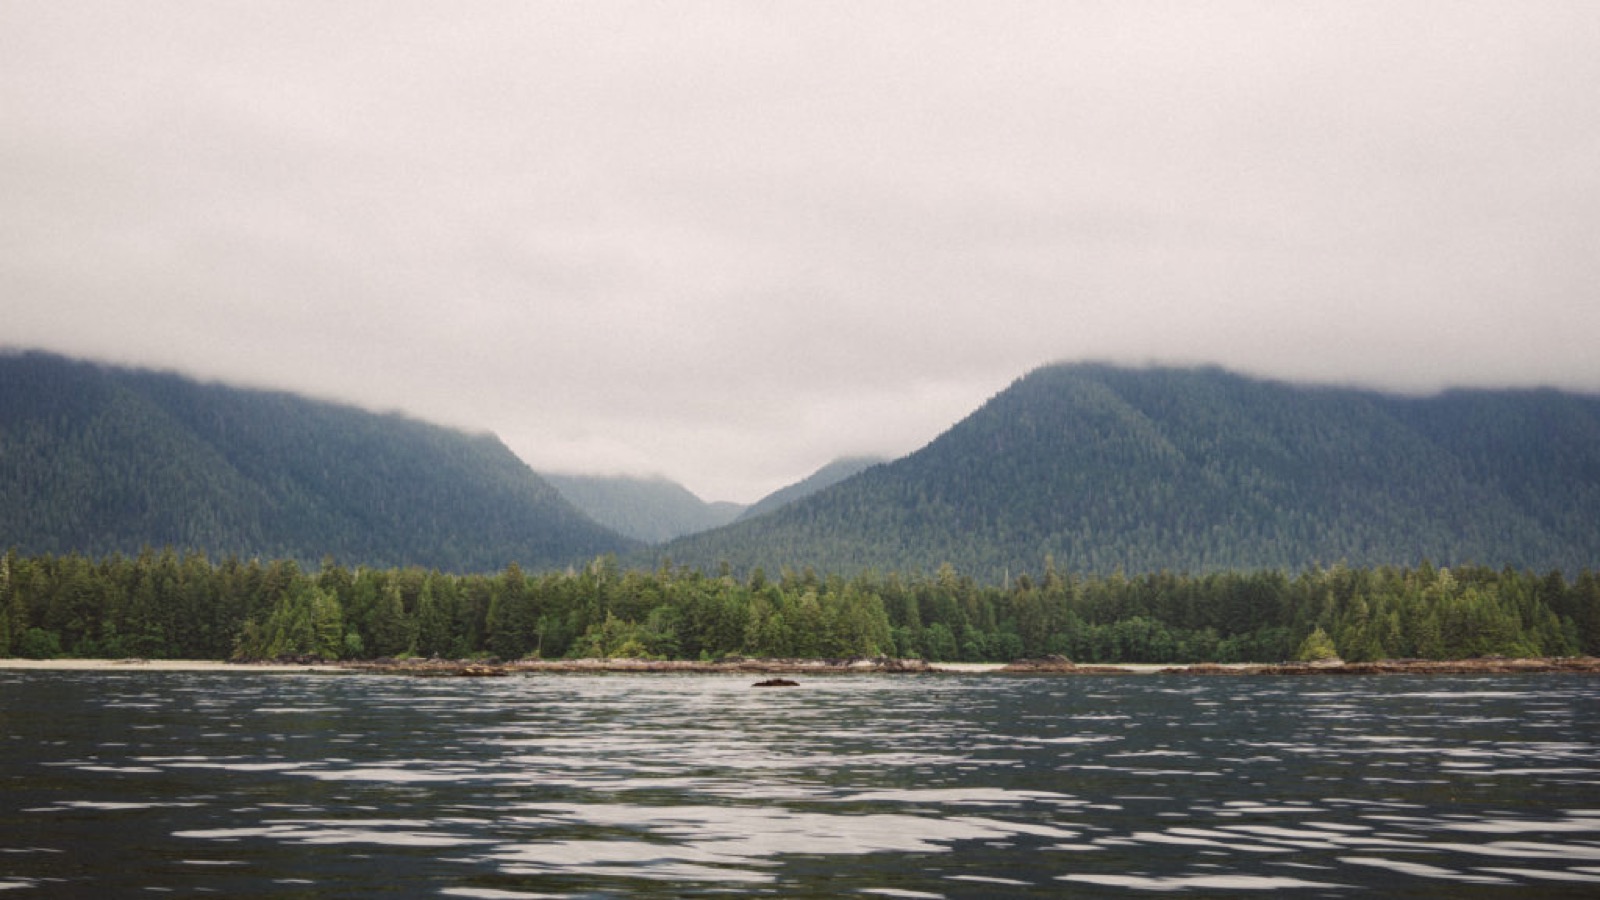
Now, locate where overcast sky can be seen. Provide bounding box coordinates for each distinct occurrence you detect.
[5,2,1598,503]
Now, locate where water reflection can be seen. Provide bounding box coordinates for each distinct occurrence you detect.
[1,671,1597,895]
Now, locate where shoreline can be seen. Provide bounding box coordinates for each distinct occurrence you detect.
[0,658,335,673]
[4,656,1598,676]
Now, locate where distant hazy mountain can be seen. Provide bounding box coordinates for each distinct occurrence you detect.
[657,363,1600,579]
[737,456,887,522]
[543,473,744,544]
[544,457,886,545]
[0,351,635,571]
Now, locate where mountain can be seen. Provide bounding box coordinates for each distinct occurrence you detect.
[656,363,1600,580]
[737,455,886,522]
[543,473,744,544]
[544,456,887,545]
[0,351,635,571]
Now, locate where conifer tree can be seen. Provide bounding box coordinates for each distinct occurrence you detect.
[1295,626,1340,662]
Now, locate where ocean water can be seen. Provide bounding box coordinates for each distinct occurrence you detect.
[1,671,1597,897]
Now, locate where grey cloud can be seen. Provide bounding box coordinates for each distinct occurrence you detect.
[4,1,1598,501]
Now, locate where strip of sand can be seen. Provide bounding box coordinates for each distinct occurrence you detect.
[3,657,1596,675]
[0,658,1129,675]
[0,658,334,673]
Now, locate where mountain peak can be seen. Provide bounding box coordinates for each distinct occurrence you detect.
[0,351,636,571]
[658,363,1600,580]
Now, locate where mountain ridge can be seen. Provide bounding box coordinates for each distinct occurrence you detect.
[654,363,1600,579]
[0,350,636,571]
[542,472,745,544]
[736,455,887,523]
[7,351,1599,580]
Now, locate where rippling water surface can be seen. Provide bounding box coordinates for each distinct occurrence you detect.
[2,672,1598,896]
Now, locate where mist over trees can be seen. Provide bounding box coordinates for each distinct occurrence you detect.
[660,365,1600,579]
[543,457,888,546]
[0,351,634,571]
[735,456,887,523]
[543,473,744,544]
[4,353,1599,666]
[8,353,1599,582]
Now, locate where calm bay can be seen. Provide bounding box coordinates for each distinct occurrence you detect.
[2,671,1598,896]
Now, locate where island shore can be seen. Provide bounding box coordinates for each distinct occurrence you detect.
[998,656,1600,675]
[5,656,1598,676]
[0,658,334,673]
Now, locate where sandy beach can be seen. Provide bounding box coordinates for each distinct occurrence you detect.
[0,658,1128,675]
[0,658,336,673]
[4,656,1596,675]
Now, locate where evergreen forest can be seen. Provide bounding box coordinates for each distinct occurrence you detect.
[5,352,1599,666]
[0,352,634,570]
[3,549,1596,665]
[661,365,1600,578]
[8,353,1600,581]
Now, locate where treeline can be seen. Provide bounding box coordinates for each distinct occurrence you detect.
[3,549,1597,664]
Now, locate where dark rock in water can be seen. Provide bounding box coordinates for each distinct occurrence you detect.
[753,678,799,687]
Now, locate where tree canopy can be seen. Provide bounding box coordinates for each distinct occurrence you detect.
[659,365,1600,579]
[4,549,1595,665]
[0,351,635,570]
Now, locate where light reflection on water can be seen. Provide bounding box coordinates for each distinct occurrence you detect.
[2,672,1598,896]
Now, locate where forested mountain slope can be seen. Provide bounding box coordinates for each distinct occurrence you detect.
[543,457,888,545]
[659,364,1600,580]
[543,473,744,544]
[737,456,886,522]
[0,351,635,571]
